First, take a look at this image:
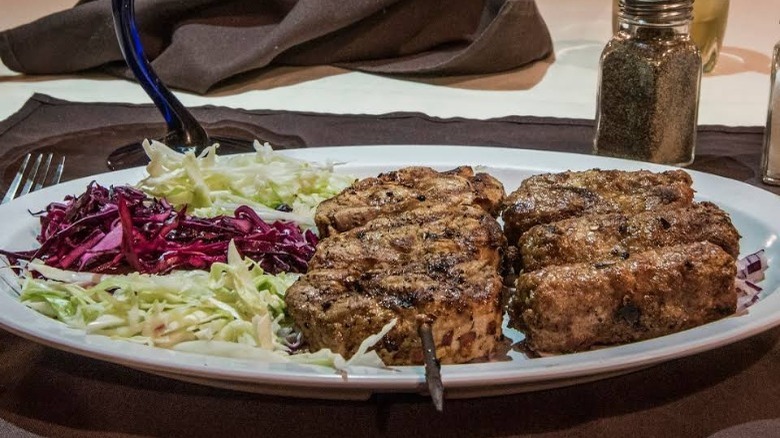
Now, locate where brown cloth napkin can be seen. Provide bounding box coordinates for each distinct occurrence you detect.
[0,95,778,437]
[0,0,553,94]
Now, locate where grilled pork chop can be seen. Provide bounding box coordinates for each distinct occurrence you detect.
[517,202,741,271]
[502,169,694,244]
[286,167,507,365]
[509,241,737,354]
[315,166,505,237]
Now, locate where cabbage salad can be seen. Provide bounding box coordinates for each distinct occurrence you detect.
[10,141,395,371]
[138,140,355,229]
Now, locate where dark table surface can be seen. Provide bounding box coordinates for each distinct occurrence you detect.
[0,95,778,438]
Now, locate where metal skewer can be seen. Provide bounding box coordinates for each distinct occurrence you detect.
[418,321,444,411]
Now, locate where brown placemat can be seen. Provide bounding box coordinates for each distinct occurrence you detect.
[0,94,776,195]
[0,94,778,438]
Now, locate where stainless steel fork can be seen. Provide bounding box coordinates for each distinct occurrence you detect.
[1,153,65,204]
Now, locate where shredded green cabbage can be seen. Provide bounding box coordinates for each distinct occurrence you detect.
[22,243,294,349]
[19,242,395,371]
[137,140,355,229]
[13,143,395,371]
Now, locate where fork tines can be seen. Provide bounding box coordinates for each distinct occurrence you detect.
[1,153,65,204]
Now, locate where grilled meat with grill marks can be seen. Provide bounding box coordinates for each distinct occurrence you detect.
[502,169,694,244]
[315,166,505,238]
[509,241,737,354]
[286,167,507,365]
[518,202,741,271]
[309,204,505,272]
[286,204,506,365]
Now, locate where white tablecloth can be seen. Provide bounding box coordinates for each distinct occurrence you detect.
[0,0,776,126]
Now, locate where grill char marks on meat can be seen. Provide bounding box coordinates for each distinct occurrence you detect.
[501,169,694,244]
[518,202,741,271]
[315,166,505,238]
[309,205,504,272]
[510,241,737,354]
[286,168,507,365]
[503,168,741,355]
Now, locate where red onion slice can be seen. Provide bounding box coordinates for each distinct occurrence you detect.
[736,249,768,283]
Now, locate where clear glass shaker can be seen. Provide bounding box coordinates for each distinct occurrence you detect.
[595,0,702,166]
[612,0,730,73]
[762,39,780,186]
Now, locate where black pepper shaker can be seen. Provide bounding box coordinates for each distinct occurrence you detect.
[594,0,702,166]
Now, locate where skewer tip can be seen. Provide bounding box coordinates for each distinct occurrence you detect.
[418,321,444,412]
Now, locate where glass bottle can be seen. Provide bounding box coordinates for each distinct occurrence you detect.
[595,0,702,166]
[690,0,730,73]
[762,40,780,186]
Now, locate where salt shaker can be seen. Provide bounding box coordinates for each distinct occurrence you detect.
[594,0,702,166]
[762,39,780,185]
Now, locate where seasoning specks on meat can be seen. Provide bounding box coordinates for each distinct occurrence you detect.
[518,202,741,271]
[501,169,694,244]
[286,167,507,365]
[316,166,505,238]
[509,242,737,354]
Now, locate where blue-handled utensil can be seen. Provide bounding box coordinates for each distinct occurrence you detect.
[107,0,253,170]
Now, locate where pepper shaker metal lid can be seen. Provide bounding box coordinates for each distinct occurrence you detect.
[594,0,700,166]
[762,40,780,186]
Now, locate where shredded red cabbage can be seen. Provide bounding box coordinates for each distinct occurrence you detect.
[0,182,318,275]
